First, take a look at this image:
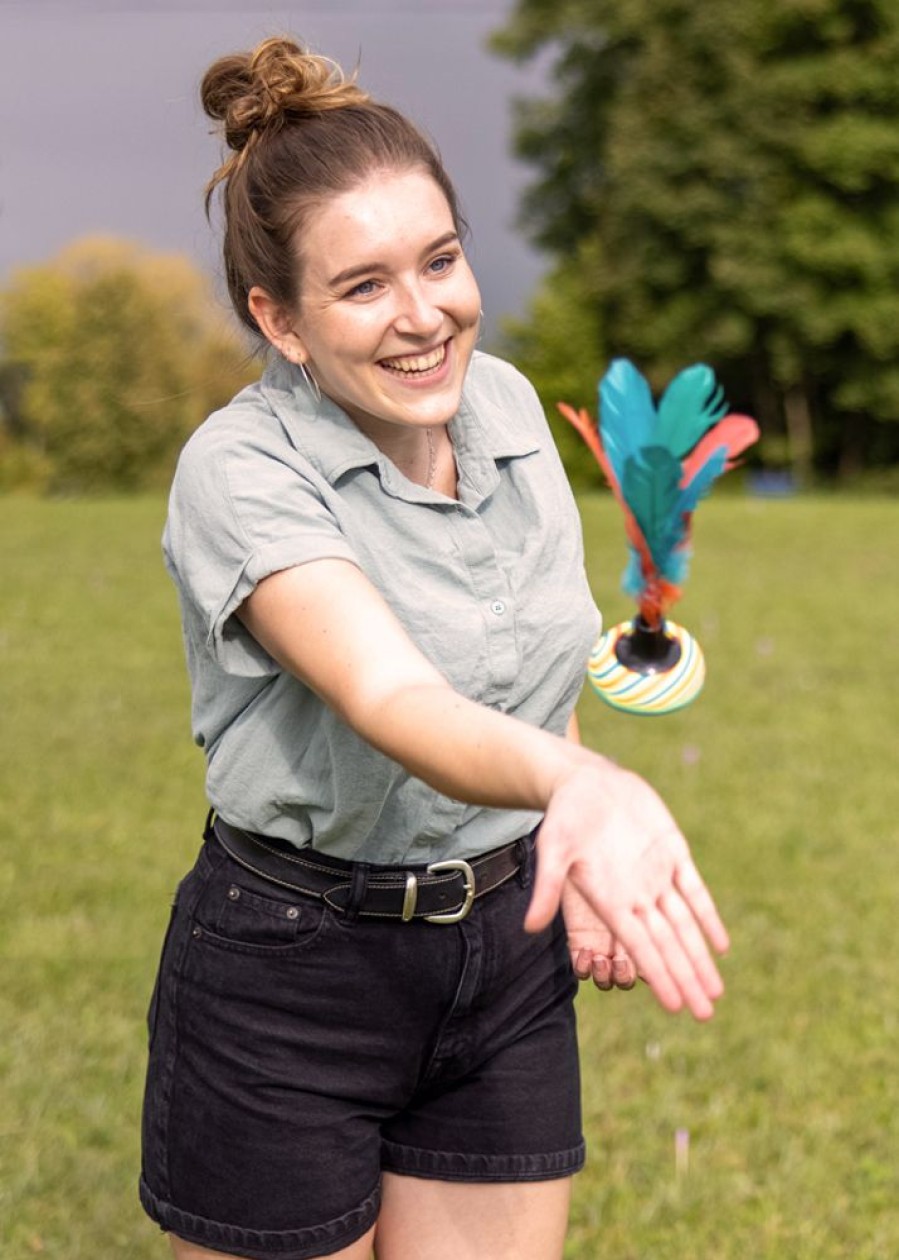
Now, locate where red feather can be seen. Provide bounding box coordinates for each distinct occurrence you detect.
[680,413,759,488]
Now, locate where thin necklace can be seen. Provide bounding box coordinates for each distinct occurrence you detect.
[425,427,437,489]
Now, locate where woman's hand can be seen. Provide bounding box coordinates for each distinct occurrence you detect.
[527,762,729,1021]
[561,882,638,991]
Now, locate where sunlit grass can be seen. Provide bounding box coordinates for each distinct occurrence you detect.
[0,493,896,1258]
[0,497,202,1259]
[570,494,899,1259]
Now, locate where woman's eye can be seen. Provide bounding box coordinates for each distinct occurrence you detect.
[428,253,457,276]
[347,279,379,299]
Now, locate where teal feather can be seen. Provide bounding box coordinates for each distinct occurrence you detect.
[586,358,759,616]
[598,359,657,487]
[677,446,728,517]
[619,446,683,572]
[664,548,691,586]
[622,547,644,600]
[655,365,728,459]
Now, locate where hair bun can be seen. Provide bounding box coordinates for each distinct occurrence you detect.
[201,36,368,153]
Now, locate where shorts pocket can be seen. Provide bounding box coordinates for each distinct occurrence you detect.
[202,879,328,953]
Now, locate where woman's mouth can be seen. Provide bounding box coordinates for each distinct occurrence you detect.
[379,341,448,379]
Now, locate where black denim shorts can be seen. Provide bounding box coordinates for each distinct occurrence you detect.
[139,829,585,1260]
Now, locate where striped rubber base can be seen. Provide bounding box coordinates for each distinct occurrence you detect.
[587,620,706,715]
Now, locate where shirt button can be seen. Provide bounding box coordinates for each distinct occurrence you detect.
[490,600,506,616]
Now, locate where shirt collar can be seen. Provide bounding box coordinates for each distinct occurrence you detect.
[258,351,540,506]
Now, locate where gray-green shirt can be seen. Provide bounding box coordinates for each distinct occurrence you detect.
[164,350,601,864]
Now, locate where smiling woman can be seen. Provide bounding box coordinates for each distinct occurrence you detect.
[138,33,729,1260]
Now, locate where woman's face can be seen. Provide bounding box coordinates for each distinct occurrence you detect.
[286,168,482,441]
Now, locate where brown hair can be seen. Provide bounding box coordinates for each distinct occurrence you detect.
[201,36,466,336]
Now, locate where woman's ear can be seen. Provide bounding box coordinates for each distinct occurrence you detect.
[248,286,308,363]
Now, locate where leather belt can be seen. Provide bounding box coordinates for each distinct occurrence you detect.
[211,816,528,924]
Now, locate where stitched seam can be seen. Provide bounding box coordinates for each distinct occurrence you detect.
[221,826,350,877]
[215,840,324,898]
[473,864,519,899]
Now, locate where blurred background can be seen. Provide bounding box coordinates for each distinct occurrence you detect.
[5,0,899,494]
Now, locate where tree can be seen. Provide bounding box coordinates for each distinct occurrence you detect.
[500,247,607,487]
[0,237,258,493]
[492,0,899,482]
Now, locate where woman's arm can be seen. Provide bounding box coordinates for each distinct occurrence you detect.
[239,558,729,1019]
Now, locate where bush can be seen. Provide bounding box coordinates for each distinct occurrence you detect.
[0,237,259,494]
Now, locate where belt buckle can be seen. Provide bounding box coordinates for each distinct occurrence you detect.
[401,859,476,924]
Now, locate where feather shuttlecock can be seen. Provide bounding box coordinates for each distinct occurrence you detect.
[559,359,759,715]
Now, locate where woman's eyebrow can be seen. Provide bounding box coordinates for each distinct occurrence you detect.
[327,231,459,288]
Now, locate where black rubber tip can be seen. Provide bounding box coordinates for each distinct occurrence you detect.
[614,616,683,675]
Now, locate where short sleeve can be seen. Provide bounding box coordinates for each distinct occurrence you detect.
[163,419,359,676]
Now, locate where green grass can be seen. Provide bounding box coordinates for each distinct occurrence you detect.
[1,493,897,1258]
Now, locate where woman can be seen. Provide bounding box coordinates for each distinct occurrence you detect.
[140,36,729,1260]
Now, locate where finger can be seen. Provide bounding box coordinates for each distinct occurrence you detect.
[675,861,730,955]
[572,948,593,981]
[524,843,568,934]
[658,887,725,1001]
[640,901,718,1021]
[609,914,685,1014]
[591,954,613,990]
[592,930,635,990]
[611,954,637,990]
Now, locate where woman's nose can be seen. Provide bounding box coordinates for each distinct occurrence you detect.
[392,282,444,337]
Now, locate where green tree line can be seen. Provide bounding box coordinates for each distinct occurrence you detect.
[492,0,899,487]
[0,237,258,494]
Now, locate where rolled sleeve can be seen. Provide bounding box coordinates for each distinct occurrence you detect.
[164,422,358,676]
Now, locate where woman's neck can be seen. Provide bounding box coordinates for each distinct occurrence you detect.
[358,419,457,497]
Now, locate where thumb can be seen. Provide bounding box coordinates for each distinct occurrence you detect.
[523,843,569,934]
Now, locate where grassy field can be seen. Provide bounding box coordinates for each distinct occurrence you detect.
[1,492,897,1259]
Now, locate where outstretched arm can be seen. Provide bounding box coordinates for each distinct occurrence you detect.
[239,558,729,1019]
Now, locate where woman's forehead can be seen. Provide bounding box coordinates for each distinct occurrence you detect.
[300,170,456,275]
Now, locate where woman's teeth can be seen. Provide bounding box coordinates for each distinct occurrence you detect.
[381,344,446,374]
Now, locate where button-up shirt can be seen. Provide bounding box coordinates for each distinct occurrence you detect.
[163,351,601,864]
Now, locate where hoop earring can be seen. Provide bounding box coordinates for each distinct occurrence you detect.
[478,308,485,345]
[298,360,321,404]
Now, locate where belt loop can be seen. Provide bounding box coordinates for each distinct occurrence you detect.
[516,829,536,889]
[345,861,371,923]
